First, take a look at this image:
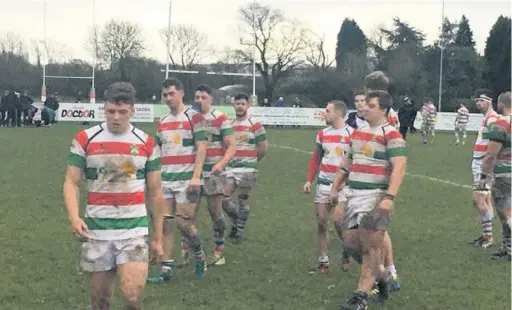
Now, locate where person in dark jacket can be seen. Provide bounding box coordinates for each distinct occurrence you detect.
[398,96,416,139]
[19,90,34,126]
[0,90,7,127]
[5,90,20,127]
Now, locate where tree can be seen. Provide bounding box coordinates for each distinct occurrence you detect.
[439,18,458,47]
[160,24,211,69]
[455,15,475,49]
[97,19,145,81]
[335,19,367,72]
[304,32,334,71]
[237,2,308,99]
[484,15,511,97]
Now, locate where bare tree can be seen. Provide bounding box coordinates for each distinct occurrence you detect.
[0,32,26,58]
[160,24,211,70]
[237,3,308,99]
[97,19,145,80]
[304,32,334,71]
[30,39,69,65]
[86,26,103,68]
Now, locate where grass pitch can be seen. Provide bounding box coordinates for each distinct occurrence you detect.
[0,124,510,310]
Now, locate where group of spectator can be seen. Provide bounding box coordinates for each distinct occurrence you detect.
[0,90,60,127]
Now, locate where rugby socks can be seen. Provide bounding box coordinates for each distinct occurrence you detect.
[504,219,511,255]
[236,205,250,235]
[481,210,493,240]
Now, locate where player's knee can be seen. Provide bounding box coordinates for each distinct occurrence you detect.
[503,220,512,237]
[316,216,328,232]
[213,215,225,232]
[345,246,363,264]
[238,192,250,201]
[188,234,202,250]
[123,295,142,310]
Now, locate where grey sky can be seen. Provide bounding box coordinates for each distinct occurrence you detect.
[1,0,510,65]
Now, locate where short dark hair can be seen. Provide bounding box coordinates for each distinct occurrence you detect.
[364,71,389,91]
[474,88,493,100]
[366,90,392,112]
[498,91,511,108]
[354,89,366,97]
[105,82,136,105]
[195,84,213,95]
[162,77,184,90]
[234,93,249,101]
[328,100,348,117]
[423,97,433,103]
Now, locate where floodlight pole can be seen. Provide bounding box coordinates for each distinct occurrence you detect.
[437,0,445,112]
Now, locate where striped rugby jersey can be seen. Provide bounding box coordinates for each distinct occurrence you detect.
[315,125,354,185]
[156,108,207,190]
[228,117,267,173]
[487,115,511,179]
[420,103,437,124]
[202,109,233,177]
[473,110,499,159]
[67,123,161,240]
[455,107,469,125]
[347,124,407,190]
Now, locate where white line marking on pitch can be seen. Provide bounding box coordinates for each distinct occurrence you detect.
[270,143,472,189]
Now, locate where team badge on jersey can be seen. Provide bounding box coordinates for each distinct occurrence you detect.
[130,144,139,156]
[361,143,373,157]
[172,133,181,144]
[178,122,183,129]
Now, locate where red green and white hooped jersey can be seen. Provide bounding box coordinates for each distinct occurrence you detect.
[67,123,161,240]
[315,125,354,185]
[347,124,407,190]
[473,110,499,159]
[455,107,469,125]
[202,109,233,177]
[487,115,511,179]
[421,103,437,123]
[156,108,206,190]
[228,117,267,173]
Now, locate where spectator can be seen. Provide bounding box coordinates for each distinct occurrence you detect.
[19,90,34,126]
[5,90,19,127]
[398,96,416,139]
[0,90,7,127]
[43,93,59,125]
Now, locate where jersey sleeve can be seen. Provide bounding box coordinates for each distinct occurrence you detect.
[191,113,207,142]
[385,129,407,158]
[315,130,323,152]
[253,121,267,144]
[145,136,161,172]
[487,119,508,144]
[219,114,233,138]
[67,130,88,169]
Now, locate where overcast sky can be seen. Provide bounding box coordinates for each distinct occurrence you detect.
[1,0,510,64]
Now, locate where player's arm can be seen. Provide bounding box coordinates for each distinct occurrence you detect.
[191,114,207,180]
[145,137,164,243]
[63,131,88,239]
[254,122,268,161]
[218,116,236,168]
[385,132,407,197]
[306,131,324,183]
[63,165,83,225]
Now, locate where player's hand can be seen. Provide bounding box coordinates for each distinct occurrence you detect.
[150,239,164,264]
[378,197,394,214]
[70,217,88,242]
[329,189,339,206]
[211,163,224,176]
[303,181,312,193]
[188,177,201,192]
